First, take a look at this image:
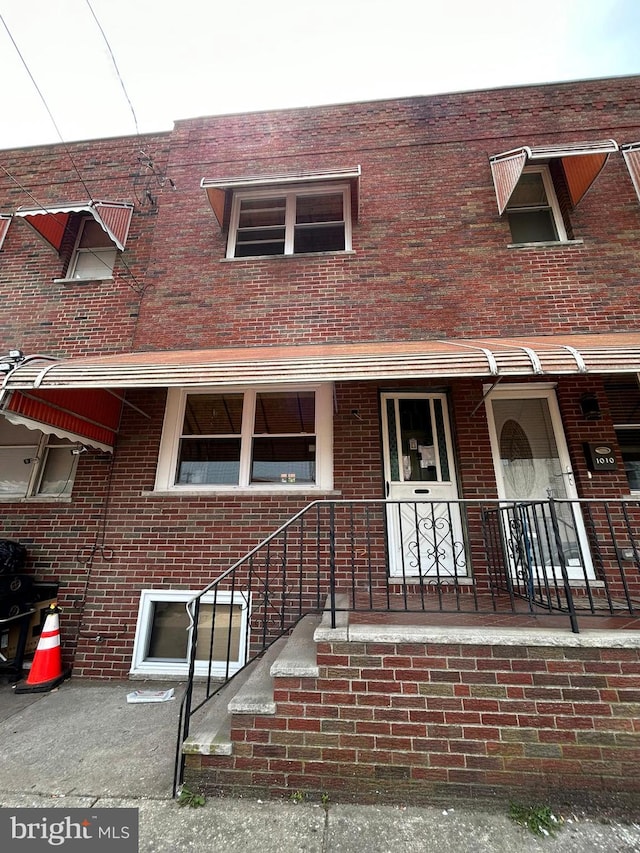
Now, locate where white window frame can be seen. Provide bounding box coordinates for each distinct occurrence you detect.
[154,383,334,492]
[67,217,117,280]
[130,588,249,678]
[0,213,11,250]
[506,165,568,244]
[0,421,79,501]
[227,182,352,259]
[614,425,640,494]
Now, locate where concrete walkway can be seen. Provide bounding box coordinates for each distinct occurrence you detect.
[0,679,638,852]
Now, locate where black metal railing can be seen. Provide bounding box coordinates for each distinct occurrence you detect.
[173,497,640,793]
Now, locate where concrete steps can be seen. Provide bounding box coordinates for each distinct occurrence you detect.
[183,614,321,757]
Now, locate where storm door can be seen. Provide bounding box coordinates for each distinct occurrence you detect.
[486,386,594,580]
[381,393,466,577]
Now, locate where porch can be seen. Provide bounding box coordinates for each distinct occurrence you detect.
[175,496,640,801]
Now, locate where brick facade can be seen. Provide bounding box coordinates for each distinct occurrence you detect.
[1,75,639,734]
[186,629,640,807]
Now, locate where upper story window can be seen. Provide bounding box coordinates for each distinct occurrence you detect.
[201,167,360,260]
[490,140,618,246]
[154,384,333,492]
[14,201,133,281]
[68,217,118,279]
[0,214,11,250]
[505,166,567,243]
[231,187,348,258]
[622,142,640,203]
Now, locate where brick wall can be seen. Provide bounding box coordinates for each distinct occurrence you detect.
[1,77,639,679]
[186,629,640,807]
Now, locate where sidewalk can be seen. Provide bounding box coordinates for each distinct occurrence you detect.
[0,679,638,852]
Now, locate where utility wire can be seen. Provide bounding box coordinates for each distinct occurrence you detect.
[0,11,147,292]
[1,163,147,294]
[0,12,94,201]
[86,0,140,136]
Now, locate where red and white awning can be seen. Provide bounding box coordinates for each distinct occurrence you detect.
[14,201,133,252]
[1,387,123,452]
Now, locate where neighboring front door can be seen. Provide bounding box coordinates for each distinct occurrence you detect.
[486,385,594,580]
[381,393,466,578]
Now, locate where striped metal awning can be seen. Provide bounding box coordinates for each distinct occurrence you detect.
[490,140,619,215]
[202,167,361,228]
[622,142,640,202]
[1,388,123,452]
[14,201,134,253]
[0,214,10,250]
[2,334,640,393]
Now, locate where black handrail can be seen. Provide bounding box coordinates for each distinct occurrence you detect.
[173,496,640,794]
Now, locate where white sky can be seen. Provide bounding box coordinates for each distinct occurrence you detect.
[1,0,639,150]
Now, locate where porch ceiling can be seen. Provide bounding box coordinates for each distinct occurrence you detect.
[2,332,640,390]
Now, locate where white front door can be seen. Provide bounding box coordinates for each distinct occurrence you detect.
[381,393,466,577]
[486,386,594,580]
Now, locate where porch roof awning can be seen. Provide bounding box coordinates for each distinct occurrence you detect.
[0,387,123,452]
[14,201,134,252]
[489,140,619,215]
[201,166,361,228]
[2,334,640,394]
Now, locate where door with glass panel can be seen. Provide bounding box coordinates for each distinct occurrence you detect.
[486,387,594,580]
[381,393,466,578]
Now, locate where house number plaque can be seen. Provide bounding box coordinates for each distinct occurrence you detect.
[583,442,618,472]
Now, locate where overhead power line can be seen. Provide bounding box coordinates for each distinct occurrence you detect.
[86,0,140,136]
[0,12,94,200]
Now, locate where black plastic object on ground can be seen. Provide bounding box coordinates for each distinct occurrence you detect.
[0,540,27,574]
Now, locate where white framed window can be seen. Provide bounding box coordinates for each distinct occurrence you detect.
[67,217,117,280]
[227,182,351,258]
[606,377,640,493]
[130,588,249,678]
[615,428,640,493]
[0,417,78,499]
[506,166,567,244]
[0,214,11,250]
[155,383,333,492]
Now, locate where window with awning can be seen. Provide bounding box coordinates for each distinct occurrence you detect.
[201,168,360,259]
[0,214,11,250]
[14,201,133,280]
[0,417,80,500]
[1,388,122,452]
[490,140,618,244]
[621,143,640,203]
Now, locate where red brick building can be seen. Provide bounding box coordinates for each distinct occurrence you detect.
[1,76,640,803]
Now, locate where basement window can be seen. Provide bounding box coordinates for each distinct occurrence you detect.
[130,589,249,678]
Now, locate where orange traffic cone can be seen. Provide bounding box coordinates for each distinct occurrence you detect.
[14,604,70,694]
